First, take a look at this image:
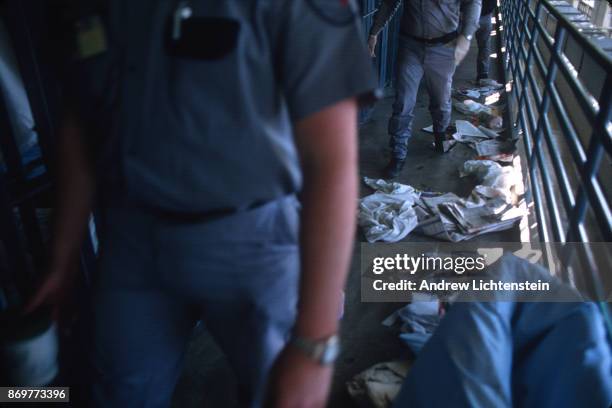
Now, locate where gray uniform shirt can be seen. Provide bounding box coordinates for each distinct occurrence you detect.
[369,0,482,39]
[64,0,377,213]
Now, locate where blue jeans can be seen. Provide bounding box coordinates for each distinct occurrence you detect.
[389,36,456,160]
[90,196,300,407]
[476,13,493,80]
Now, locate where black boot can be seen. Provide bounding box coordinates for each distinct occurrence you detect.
[434,132,446,153]
[384,157,405,179]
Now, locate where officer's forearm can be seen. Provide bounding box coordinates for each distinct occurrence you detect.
[50,110,95,273]
[369,0,402,37]
[293,98,358,339]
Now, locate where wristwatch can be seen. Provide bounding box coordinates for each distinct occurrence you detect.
[465,33,473,41]
[290,334,340,365]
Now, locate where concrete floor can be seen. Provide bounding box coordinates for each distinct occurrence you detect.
[171,38,516,408]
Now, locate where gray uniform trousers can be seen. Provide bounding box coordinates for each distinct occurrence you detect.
[90,195,300,408]
[476,13,494,80]
[389,36,456,160]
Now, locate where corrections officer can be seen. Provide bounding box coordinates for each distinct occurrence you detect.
[475,0,499,85]
[26,1,377,407]
[368,0,481,178]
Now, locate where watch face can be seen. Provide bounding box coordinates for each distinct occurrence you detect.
[321,343,340,365]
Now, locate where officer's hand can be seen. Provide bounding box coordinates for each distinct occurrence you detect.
[23,262,78,320]
[265,344,333,408]
[368,35,378,57]
[454,34,471,66]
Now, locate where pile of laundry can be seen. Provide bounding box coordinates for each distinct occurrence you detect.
[359,159,526,243]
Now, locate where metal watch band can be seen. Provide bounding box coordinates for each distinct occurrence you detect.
[290,334,340,365]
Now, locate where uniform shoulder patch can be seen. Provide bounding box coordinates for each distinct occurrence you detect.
[306,0,359,26]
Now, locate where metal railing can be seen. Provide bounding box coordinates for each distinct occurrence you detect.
[499,0,612,331]
[358,1,401,123]
[577,0,594,18]
[499,0,611,244]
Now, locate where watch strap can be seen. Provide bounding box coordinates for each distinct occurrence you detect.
[290,334,340,365]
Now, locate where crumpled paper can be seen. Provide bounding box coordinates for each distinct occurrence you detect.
[453,120,490,142]
[413,161,524,242]
[453,99,492,115]
[347,360,412,408]
[359,178,421,243]
[460,160,520,204]
[477,125,502,139]
[454,84,503,99]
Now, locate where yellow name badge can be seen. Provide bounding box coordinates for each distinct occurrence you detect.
[75,15,108,59]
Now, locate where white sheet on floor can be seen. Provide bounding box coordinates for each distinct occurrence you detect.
[455,120,489,140]
[359,178,421,243]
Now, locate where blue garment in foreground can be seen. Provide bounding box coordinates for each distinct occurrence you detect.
[90,196,301,408]
[393,256,612,408]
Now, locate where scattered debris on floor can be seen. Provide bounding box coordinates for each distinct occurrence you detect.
[346,360,412,408]
[477,78,503,89]
[452,98,491,116]
[360,157,525,242]
[454,119,490,141]
[450,119,515,162]
[416,202,524,242]
[382,294,441,355]
[453,82,504,100]
[460,160,520,204]
[474,139,514,158]
[426,116,511,163]
[452,104,503,132]
[478,125,502,139]
[416,160,525,241]
[437,197,525,238]
[358,178,421,243]
[359,74,527,243]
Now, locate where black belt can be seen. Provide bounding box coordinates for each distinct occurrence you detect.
[153,199,269,224]
[408,31,458,45]
[105,193,294,224]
